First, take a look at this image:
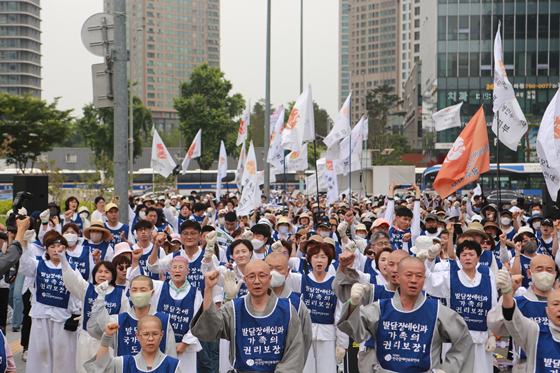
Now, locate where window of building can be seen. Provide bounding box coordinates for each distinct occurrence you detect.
[414,7,420,15]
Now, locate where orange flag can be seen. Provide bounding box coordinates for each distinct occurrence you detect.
[433,106,490,198]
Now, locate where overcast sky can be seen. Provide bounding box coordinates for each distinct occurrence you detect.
[41,0,339,122]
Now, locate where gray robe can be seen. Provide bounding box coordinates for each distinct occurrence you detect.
[277,286,313,362]
[189,291,304,373]
[87,298,177,358]
[84,349,182,373]
[337,290,475,373]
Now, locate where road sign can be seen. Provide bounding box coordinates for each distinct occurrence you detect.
[92,63,114,108]
[81,13,115,57]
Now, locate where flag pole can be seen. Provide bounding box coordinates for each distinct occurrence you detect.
[283,149,287,208]
[199,167,202,195]
[496,20,502,210]
[313,140,319,203]
[349,71,352,207]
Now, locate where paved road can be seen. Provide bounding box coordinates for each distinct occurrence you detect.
[5,326,26,373]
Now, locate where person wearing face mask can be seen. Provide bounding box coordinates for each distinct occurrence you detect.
[276,217,292,241]
[488,255,557,373]
[353,224,370,243]
[265,252,313,361]
[84,222,115,263]
[249,223,272,259]
[58,251,129,373]
[511,228,542,289]
[499,210,517,241]
[162,203,191,234]
[78,206,92,230]
[420,213,441,238]
[87,275,177,358]
[496,269,560,373]
[18,231,81,373]
[62,223,96,282]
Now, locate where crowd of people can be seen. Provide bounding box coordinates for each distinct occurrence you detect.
[0,181,559,373]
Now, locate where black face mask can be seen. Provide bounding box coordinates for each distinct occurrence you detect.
[426,227,438,234]
[522,242,538,254]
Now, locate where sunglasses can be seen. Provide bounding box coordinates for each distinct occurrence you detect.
[481,240,492,245]
[117,265,131,271]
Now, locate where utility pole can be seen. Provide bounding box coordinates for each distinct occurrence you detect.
[264,0,271,200]
[128,14,134,191]
[113,0,129,223]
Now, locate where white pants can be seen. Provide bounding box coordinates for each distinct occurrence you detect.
[304,340,337,373]
[442,341,493,373]
[220,339,232,373]
[178,350,197,373]
[27,318,78,373]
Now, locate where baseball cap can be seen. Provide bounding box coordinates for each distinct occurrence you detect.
[104,203,119,212]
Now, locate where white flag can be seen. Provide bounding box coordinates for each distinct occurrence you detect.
[151,128,177,178]
[362,117,369,139]
[492,99,528,151]
[235,142,246,191]
[537,88,560,201]
[237,142,261,215]
[269,105,283,137]
[340,116,366,158]
[285,146,308,172]
[282,85,315,152]
[266,109,285,170]
[236,99,251,146]
[337,154,361,176]
[493,23,515,113]
[324,160,339,206]
[432,102,463,131]
[306,164,327,194]
[324,91,352,148]
[216,141,228,198]
[181,129,201,174]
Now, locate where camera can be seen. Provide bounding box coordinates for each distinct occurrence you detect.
[6,191,35,233]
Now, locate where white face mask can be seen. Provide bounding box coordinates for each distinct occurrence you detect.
[218,218,225,225]
[251,239,264,250]
[279,226,289,235]
[270,270,286,287]
[63,233,78,247]
[357,233,366,239]
[531,271,556,292]
[501,217,511,226]
[320,231,330,239]
[90,232,103,242]
[533,222,541,230]
[139,211,146,218]
[79,212,88,220]
[130,291,152,308]
[532,210,540,216]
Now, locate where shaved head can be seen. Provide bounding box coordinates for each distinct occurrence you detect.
[398,256,425,274]
[389,249,410,263]
[530,254,556,271]
[245,259,271,276]
[265,252,289,267]
[137,315,162,332]
[549,289,560,306]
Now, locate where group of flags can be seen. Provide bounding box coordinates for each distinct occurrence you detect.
[432,22,560,201]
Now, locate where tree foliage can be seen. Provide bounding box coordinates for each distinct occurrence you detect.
[248,99,267,148]
[76,88,152,162]
[369,134,417,165]
[0,93,73,173]
[365,85,405,140]
[174,63,244,170]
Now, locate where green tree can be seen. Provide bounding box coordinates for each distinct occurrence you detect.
[370,134,416,165]
[248,99,266,148]
[77,88,152,161]
[522,114,540,163]
[57,121,86,148]
[365,84,405,140]
[0,94,73,173]
[38,158,67,205]
[174,63,244,169]
[158,126,182,148]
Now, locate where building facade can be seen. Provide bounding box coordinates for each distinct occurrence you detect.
[421,0,560,164]
[104,0,220,132]
[402,60,422,150]
[0,0,42,97]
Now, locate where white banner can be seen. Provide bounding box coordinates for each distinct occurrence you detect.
[269,105,283,137]
[433,102,463,131]
[340,116,366,157]
[266,109,285,170]
[285,146,309,172]
[216,141,228,198]
[325,160,339,206]
[537,88,560,201]
[336,154,361,176]
[235,142,246,191]
[237,142,261,215]
[181,129,201,173]
[492,99,528,151]
[282,85,315,152]
[236,99,251,146]
[151,128,177,178]
[324,91,352,148]
[493,23,515,113]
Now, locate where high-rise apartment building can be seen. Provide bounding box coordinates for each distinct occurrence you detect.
[339,0,400,125]
[400,0,421,92]
[104,0,220,132]
[0,0,42,97]
[420,0,560,164]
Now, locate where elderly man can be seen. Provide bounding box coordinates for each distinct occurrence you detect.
[488,254,557,373]
[265,252,313,361]
[190,260,304,373]
[337,257,475,373]
[497,268,560,373]
[85,316,181,373]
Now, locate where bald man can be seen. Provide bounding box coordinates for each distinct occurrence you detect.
[85,315,181,373]
[190,260,305,373]
[497,266,560,373]
[488,254,557,373]
[265,252,313,361]
[337,257,475,373]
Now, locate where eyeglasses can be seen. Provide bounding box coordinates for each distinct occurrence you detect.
[481,240,492,245]
[181,231,199,237]
[245,273,269,281]
[117,265,130,271]
[522,238,537,244]
[139,332,161,340]
[137,228,151,233]
[375,241,391,247]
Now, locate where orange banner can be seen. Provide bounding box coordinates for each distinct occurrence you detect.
[433,106,490,198]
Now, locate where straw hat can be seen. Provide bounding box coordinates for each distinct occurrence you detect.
[463,222,489,240]
[276,217,293,231]
[83,221,111,242]
[300,234,324,255]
